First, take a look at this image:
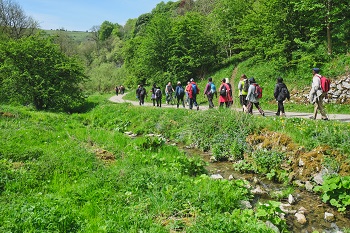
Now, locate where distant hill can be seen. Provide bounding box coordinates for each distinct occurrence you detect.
[43,29,92,43]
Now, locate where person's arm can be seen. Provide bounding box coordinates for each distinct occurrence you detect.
[238,81,242,90]
[274,84,279,99]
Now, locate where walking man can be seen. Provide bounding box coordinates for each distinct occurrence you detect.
[204,77,216,108]
[309,68,328,120]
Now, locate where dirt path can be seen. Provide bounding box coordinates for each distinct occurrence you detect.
[109,94,350,122]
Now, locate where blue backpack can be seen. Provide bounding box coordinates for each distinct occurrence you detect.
[210,82,216,94]
[177,86,185,97]
[191,83,197,95]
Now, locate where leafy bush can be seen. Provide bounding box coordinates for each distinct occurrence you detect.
[0,36,87,111]
[314,175,350,212]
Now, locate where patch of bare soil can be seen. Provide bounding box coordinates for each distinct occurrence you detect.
[0,112,16,118]
[94,148,116,164]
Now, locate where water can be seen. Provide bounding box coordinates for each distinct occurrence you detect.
[182,146,350,233]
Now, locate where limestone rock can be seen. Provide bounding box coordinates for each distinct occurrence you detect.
[295,212,307,225]
[324,212,335,222]
[210,174,223,179]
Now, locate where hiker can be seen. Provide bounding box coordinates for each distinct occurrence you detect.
[246,77,265,116]
[274,77,290,117]
[115,86,119,96]
[155,86,162,107]
[218,78,231,108]
[204,77,216,108]
[238,74,249,112]
[188,78,200,110]
[225,78,233,106]
[309,68,328,120]
[175,81,185,108]
[150,83,157,106]
[165,82,174,104]
[137,84,146,106]
[185,81,191,106]
[119,85,125,94]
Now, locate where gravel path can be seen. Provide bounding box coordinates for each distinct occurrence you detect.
[109,94,350,122]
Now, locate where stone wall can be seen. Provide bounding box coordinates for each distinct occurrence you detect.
[291,74,350,104]
[327,74,350,104]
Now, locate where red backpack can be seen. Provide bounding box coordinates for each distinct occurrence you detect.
[319,75,331,93]
[253,83,263,98]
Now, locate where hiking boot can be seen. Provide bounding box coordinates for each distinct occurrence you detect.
[275,112,280,116]
[197,106,199,111]
[322,117,329,121]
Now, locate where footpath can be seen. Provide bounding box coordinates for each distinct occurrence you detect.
[109,94,350,123]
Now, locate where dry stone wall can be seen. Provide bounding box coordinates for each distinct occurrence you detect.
[291,74,350,104]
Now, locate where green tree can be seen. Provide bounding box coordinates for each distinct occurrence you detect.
[0,36,87,111]
[169,12,216,81]
[99,21,115,41]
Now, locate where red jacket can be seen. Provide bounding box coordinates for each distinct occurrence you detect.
[187,81,200,98]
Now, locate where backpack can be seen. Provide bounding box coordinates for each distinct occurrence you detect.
[177,86,185,97]
[140,88,145,96]
[155,88,162,98]
[279,86,289,100]
[253,84,263,98]
[243,79,249,92]
[210,82,216,94]
[191,83,197,95]
[219,84,227,97]
[319,75,331,93]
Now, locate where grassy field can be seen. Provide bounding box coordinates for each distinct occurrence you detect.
[44,29,91,43]
[1,95,349,232]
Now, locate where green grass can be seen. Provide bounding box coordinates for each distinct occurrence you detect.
[0,100,283,232]
[1,95,349,232]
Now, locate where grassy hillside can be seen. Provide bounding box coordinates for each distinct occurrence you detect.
[44,29,92,43]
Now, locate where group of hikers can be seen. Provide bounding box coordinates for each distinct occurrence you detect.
[131,68,329,120]
[114,85,125,96]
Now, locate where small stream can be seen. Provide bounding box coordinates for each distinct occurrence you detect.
[181,145,350,233]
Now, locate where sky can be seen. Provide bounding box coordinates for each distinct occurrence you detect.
[17,0,172,32]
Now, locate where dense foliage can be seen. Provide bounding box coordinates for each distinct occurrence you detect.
[0,35,87,111]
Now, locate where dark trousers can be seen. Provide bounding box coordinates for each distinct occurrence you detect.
[156,97,162,107]
[176,96,185,108]
[139,95,145,105]
[207,93,214,108]
[219,102,230,108]
[277,101,285,115]
[239,95,247,107]
[189,95,198,109]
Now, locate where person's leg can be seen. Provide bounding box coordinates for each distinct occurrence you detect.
[181,97,185,108]
[279,101,285,116]
[189,98,193,109]
[276,101,281,115]
[318,93,328,119]
[313,102,319,119]
[255,102,265,116]
[246,101,253,114]
[208,94,214,108]
[193,95,199,110]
